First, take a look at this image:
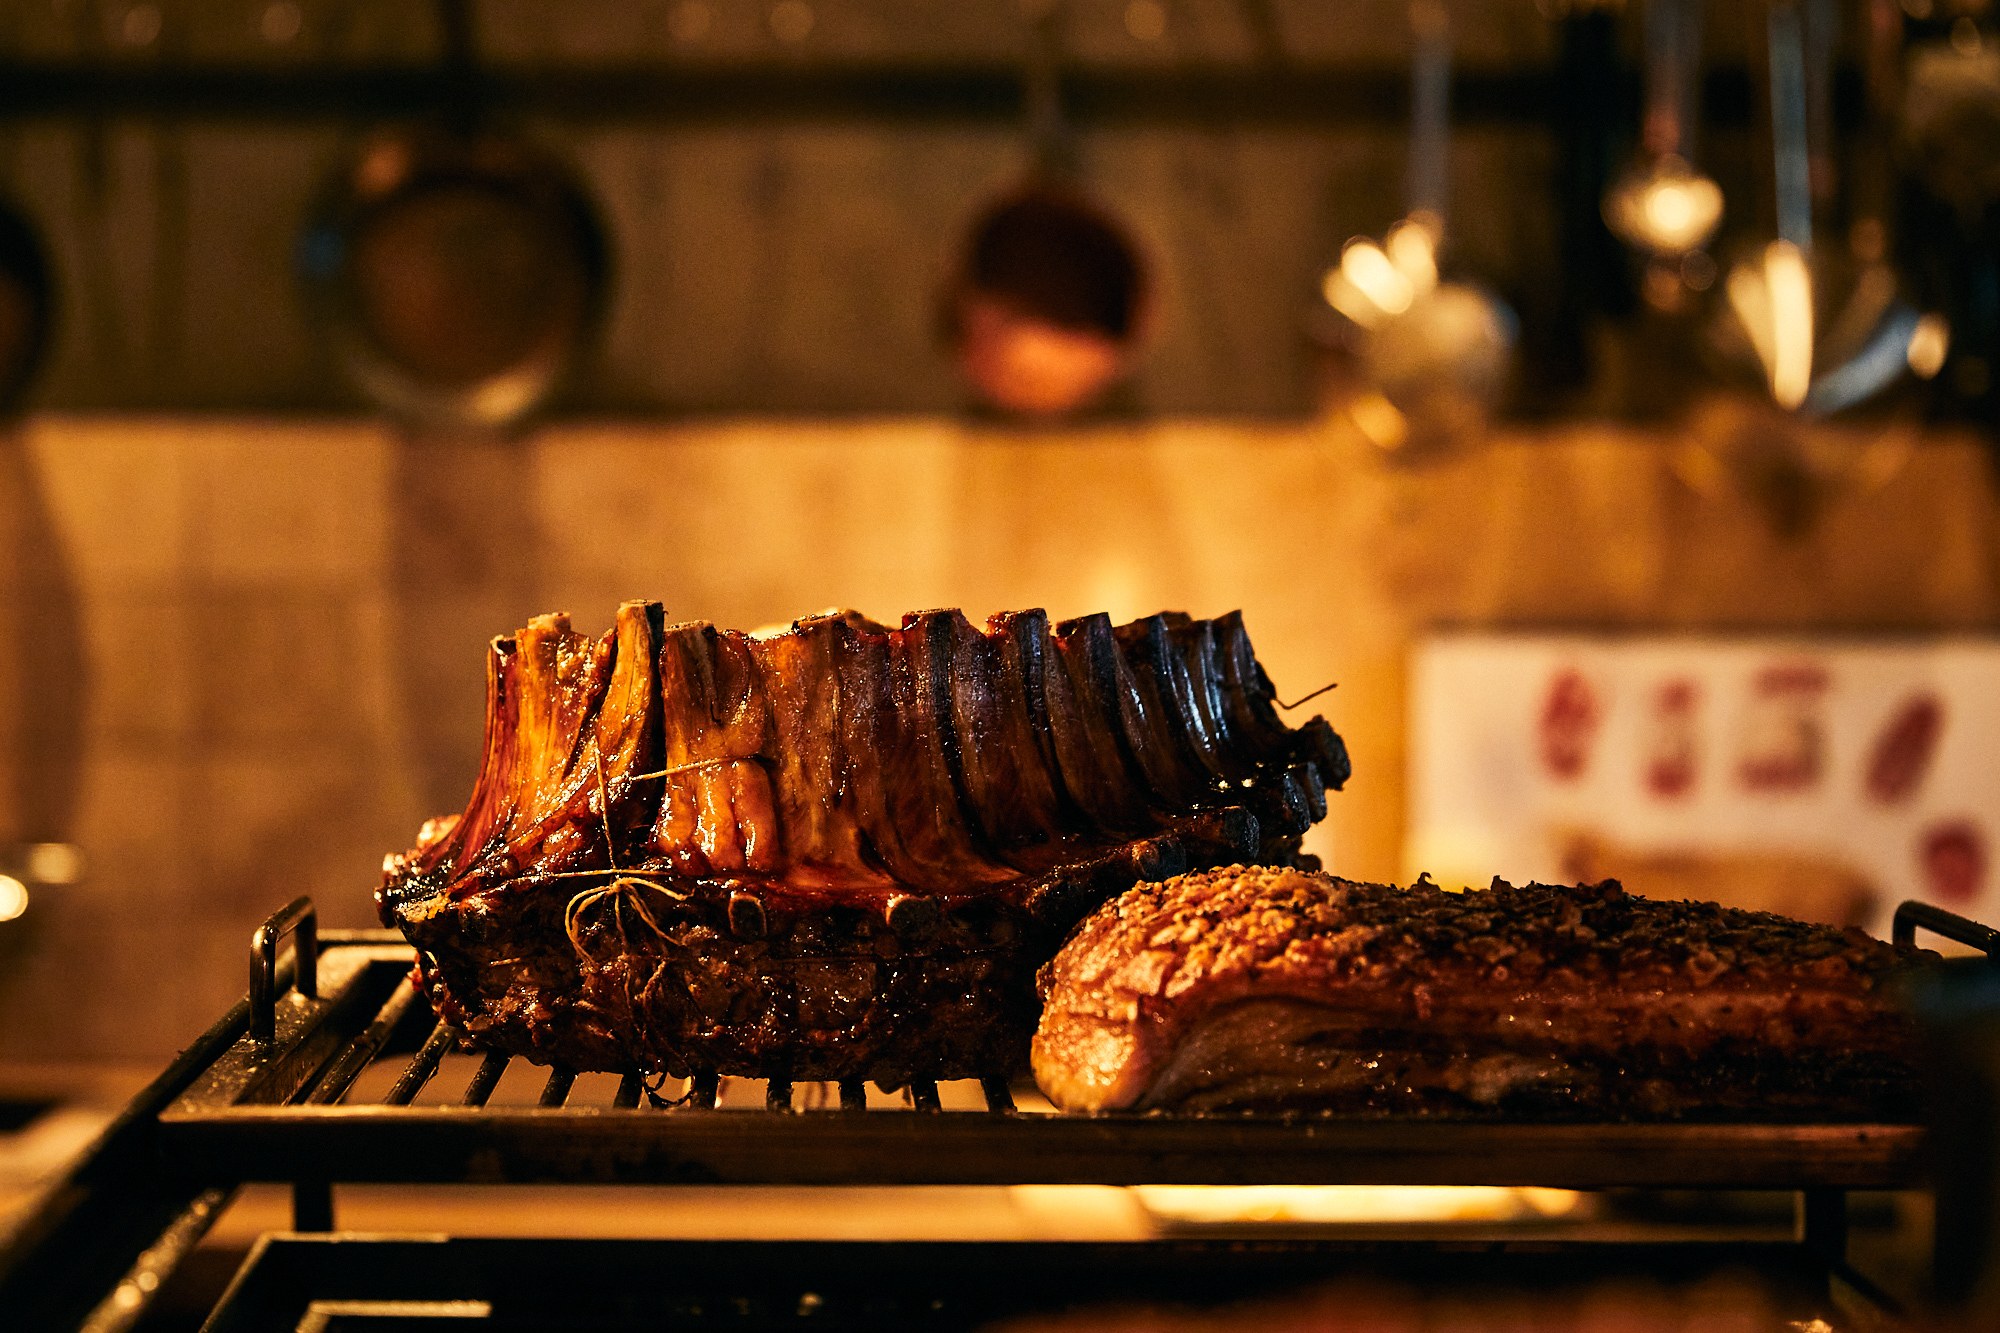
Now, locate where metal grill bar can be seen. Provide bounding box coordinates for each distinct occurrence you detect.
[384,1023,453,1106]
[249,897,318,1047]
[460,1052,510,1107]
[539,1068,576,1108]
[145,907,1946,1194]
[1894,901,2000,956]
[307,972,422,1106]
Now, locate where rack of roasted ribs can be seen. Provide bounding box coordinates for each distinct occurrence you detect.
[377,604,1350,1086]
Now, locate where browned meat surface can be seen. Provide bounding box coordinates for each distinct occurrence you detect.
[378,603,1345,1083]
[1033,866,1929,1118]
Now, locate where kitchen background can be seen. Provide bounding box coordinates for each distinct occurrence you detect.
[0,0,1998,1075]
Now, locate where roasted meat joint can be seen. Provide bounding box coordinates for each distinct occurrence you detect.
[378,602,1349,1085]
[1033,866,1929,1120]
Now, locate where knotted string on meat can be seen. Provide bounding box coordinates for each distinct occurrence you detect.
[378,603,1348,1084]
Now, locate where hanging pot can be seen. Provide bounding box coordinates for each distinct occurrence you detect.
[0,195,53,413]
[944,182,1148,419]
[298,125,609,429]
[941,2,1151,419]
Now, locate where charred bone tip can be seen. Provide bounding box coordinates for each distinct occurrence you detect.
[1299,717,1351,791]
[728,891,768,940]
[1130,836,1187,883]
[1291,761,1328,823]
[886,893,942,936]
[1196,806,1260,860]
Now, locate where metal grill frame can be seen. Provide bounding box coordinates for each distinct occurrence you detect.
[199,1235,1847,1333]
[154,898,1935,1196]
[4,893,1989,1333]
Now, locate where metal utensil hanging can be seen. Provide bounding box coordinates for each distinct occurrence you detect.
[0,194,52,411]
[1320,0,1515,457]
[297,0,609,430]
[1603,0,1725,274]
[1718,0,1943,417]
[941,0,1150,419]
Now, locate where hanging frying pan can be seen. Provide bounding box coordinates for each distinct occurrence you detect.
[0,195,53,413]
[299,124,608,429]
[941,1,1151,419]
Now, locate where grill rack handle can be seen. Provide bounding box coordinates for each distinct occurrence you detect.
[250,895,318,1045]
[1893,900,2000,958]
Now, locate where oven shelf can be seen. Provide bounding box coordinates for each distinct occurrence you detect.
[151,921,1926,1192]
[157,1104,1928,1191]
[9,894,1973,1333]
[200,1235,1844,1333]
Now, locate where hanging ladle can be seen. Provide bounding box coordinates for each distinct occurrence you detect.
[942,0,1149,419]
[1721,0,1946,416]
[1603,0,1725,266]
[1321,0,1515,456]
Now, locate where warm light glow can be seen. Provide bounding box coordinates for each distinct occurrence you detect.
[1385,220,1439,299]
[1765,240,1814,410]
[1646,182,1693,235]
[1644,177,1722,251]
[0,875,26,923]
[1726,261,1774,383]
[1605,159,1724,255]
[957,296,1126,418]
[25,843,83,884]
[1347,390,1410,451]
[1728,241,1814,410]
[1322,267,1379,328]
[1134,1185,1584,1225]
[1908,313,1951,380]
[1338,240,1415,320]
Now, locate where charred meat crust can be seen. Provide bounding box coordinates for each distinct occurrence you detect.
[1032,866,1932,1118]
[379,605,1343,1082]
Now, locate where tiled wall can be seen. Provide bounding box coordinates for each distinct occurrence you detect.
[2,406,1996,1063]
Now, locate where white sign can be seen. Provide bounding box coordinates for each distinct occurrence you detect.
[1408,634,2000,939]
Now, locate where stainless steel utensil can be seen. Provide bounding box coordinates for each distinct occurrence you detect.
[1604,0,1724,263]
[1323,0,1515,457]
[1721,0,1943,416]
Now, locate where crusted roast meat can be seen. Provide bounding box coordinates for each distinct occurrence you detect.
[1033,866,1929,1118]
[378,603,1347,1083]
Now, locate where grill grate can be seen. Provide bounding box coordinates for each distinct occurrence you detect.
[201,1235,1847,1333]
[15,893,1988,1333]
[358,1033,1021,1115]
[144,896,1934,1200]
